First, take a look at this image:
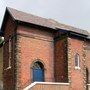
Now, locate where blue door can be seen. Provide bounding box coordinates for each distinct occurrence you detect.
[33,69,44,82]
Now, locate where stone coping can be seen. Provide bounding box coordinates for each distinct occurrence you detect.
[24,82,70,90]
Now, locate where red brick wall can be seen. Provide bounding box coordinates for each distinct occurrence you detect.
[16,25,54,89]
[3,13,90,90]
[54,37,68,82]
[86,41,90,83]
[3,14,16,90]
[68,38,85,90]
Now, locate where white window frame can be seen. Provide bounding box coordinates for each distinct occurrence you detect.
[75,53,80,70]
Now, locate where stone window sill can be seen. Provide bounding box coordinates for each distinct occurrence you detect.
[75,67,80,70]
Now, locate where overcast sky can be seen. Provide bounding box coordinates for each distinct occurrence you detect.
[0,0,90,33]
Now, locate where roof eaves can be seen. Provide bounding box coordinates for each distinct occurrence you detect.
[16,20,56,31]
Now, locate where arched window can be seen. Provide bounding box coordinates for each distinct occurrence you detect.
[75,53,80,69]
[32,61,44,82]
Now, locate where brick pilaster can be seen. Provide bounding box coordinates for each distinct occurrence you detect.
[15,35,22,90]
[67,38,72,84]
[82,40,87,90]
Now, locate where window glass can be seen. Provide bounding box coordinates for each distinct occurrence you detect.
[75,53,80,69]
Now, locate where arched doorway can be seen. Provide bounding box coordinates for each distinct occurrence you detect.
[32,61,44,82]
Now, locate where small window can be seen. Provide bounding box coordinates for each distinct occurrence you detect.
[75,53,80,69]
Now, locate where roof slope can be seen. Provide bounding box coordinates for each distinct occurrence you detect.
[4,7,90,36]
[49,19,89,36]
[7,7,55,29]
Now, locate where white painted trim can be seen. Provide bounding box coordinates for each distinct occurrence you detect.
[75,66,81,70]
[23,82,70,90]
[24,82,36,90]
[33,82,70,85]
[87,84,90,86]
[4,66,11,70]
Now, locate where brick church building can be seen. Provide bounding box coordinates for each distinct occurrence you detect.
[1,7,90,90]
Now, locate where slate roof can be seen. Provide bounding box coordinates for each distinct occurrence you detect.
[7,7,55,29]
[3,7,90,36]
